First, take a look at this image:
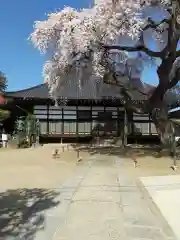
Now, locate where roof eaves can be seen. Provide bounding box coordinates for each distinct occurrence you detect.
[5,83,46,95]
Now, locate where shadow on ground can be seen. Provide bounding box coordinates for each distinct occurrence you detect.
[0,188,60,239]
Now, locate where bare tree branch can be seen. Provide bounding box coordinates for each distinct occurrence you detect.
[0,71,7,92]
[103,17,174,60]
[166,17,178,56]
[103,73,149,96]
[176,50,180,57]
[103,44,165,58]
[143,18,170,31]
[155,17,179,90]
[168,69,180,89]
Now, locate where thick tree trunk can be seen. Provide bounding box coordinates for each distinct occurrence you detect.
[154,117,176,162]
[112,54,178,159]
[148,71,177,160]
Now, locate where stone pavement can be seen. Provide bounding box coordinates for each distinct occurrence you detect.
[141,175,180,240]
[33,155,177,240]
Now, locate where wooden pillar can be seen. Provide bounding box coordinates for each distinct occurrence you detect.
[117,107,121,137]
[76,106,78,137]
[62,108,64,134]
[123,109,128,147]
[47,104,49,134]
[130,111,134,135]
[90,105,92,135]
[148,114,151,135]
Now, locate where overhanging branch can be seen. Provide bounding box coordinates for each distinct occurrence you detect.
[143,18,170,31]
[176,50,180,57]
[103,76,149,96]
[103,16,173,59]
[103,44,165,58]
[168,69,180,89]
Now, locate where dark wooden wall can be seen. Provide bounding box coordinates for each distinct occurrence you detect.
[2,98,158,140]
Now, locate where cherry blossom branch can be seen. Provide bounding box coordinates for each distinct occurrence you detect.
[103,16,173,60]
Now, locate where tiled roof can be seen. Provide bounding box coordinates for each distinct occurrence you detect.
[5,84,49,99]
[5,80,154,100]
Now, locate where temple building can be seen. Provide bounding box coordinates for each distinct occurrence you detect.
[0,80,160,143]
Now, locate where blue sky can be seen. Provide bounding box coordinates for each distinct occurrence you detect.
[0,0,91,91]
[0,0,162,91]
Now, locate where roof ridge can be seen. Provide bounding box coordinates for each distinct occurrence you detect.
[5,83,46,94]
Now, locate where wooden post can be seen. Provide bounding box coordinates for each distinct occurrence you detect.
[77,149,80,158]
[47,105,49,135]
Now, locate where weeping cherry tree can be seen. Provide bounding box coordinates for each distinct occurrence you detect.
[30,0,180,152]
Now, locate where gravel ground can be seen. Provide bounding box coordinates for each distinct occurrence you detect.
[0,144,90,189]
[0,143,179,239]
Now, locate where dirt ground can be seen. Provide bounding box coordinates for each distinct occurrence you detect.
[76,144,180,177]
[0,144,90,189]
[122,146,180,177]
[0,144,180,190]
[1,144,179,239]
[120,155,180,177]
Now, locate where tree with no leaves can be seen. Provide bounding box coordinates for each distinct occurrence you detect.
[0,71,7,92]
[0,71,9,121]
[30,0,180,149]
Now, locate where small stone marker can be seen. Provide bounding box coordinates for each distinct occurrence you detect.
[52,149,60,159]
[171,165,178,171]
[133,159,138,168]
[76,149,83,163]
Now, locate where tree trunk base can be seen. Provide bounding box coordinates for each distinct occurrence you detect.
[157,148,171,157]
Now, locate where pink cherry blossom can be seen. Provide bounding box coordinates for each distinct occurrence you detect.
[30,0,169,99]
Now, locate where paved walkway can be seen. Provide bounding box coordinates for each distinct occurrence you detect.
[32,155,177,240]
[141,175,180,240]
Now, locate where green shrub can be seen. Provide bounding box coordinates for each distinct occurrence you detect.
[0,109,10,121]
